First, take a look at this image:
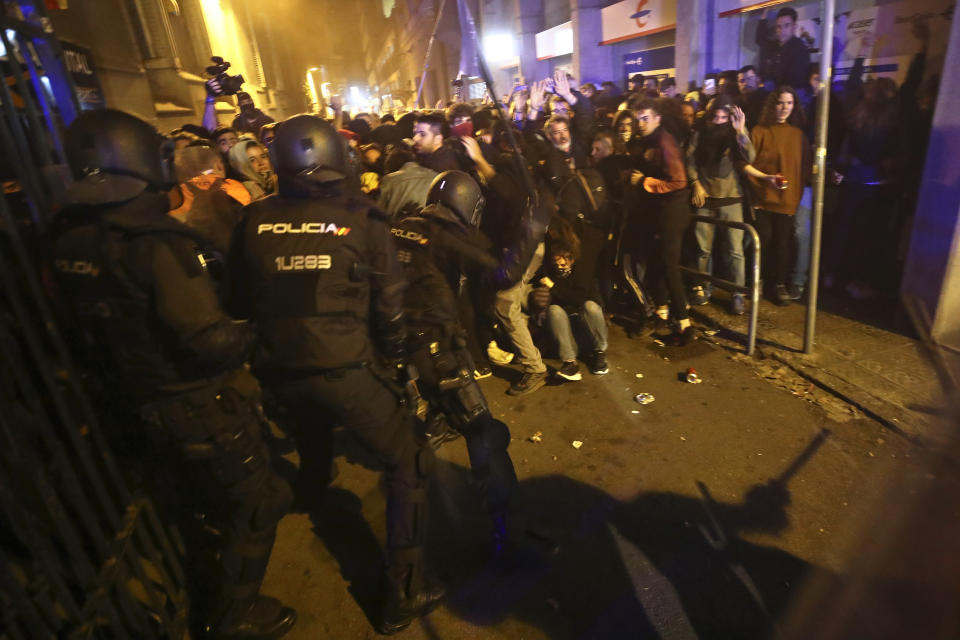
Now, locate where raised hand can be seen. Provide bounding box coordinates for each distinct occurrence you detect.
[554,70,573,101]
[730,105,747,134]
[529,79,546,113]
[461,135,483,162]
[205,77,223,97]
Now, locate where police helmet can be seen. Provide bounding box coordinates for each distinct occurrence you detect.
[65,109,167,186]
[272,114,348,183]
[426,170,484,228]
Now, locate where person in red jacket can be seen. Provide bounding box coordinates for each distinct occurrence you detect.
[626,98,698,344]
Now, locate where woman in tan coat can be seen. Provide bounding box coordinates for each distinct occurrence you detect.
[749,86,811,305]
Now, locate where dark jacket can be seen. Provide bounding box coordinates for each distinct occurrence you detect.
[534,242,602,313]
[392,204,498,332]
[756,20,811,90]
[417,141,469,173]
[49,187,253,402]
[523,90,595,170]
[230,186,405,377]
[231,108,275,136]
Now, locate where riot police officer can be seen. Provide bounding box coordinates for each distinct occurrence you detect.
[229,114,444,635]
[48,109,296,640]
[392,170,548,556]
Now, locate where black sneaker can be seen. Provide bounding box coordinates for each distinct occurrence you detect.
[556,361,582,381]
[786,283,804,300]
[690,285,709,306]
[589,351,609,375]
[508,370,548,396]
[730,294,746,316]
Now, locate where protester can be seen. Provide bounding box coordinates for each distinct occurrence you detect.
[259,121,277,147]
[686,104,767,315]
[830,51,902,299]
[625,99,697,343]
[738,64,769,129]
[169,145,250,255]
[755,7,811,90]
[681,101,697,129]
[659,77,679,99]
[231,91,275,135]
[748,86,811,305]
[412,112,464,172]
[228,138,277,201]
[531,217,609,380]
[590,131,614,165]
[378,146,438,218]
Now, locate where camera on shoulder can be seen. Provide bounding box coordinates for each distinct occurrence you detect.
[205,56,245,96]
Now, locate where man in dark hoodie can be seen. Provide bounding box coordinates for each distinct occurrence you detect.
[231,91,275,136]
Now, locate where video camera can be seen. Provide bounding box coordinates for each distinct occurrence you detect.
[205,56,245,96]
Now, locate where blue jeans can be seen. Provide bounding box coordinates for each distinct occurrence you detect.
[693,203,746,293]
[792,187,812,287]
[547,301,608,362]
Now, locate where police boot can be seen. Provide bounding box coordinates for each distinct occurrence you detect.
[424,412,461,450]
[377,549,446,635]
[207,595,297,640]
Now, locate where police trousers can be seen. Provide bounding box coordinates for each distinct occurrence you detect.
[139,378,292,624]
[408,329,517,515]
[268,366,434,589]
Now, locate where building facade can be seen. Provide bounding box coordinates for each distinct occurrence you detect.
[48,0,306,132]
[472,0,952,95]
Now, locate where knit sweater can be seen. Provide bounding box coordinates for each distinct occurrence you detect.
[748,123,811,215]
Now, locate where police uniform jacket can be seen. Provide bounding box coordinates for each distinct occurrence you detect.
[49,188,254,403]
[230,187,405,378]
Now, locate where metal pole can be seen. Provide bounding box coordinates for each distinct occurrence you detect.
[804,0,835,354]
[415,0,448,109]
[459,0,539,205]
[748,224,761,356]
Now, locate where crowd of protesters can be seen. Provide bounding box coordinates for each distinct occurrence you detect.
[158,6,937,397]
[25,8,942,637]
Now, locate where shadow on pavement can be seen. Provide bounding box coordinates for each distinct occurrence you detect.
[307,487,385,628]
[429,466,835,640]
[290,420,837,639]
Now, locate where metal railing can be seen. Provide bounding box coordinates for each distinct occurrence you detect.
[1,2,189,637]
[678,214,761,356]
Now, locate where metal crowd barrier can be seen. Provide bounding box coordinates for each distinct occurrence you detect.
[678,214,761,356]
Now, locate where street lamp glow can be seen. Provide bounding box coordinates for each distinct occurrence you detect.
[483,33,515,62]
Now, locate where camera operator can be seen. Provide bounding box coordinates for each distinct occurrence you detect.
[201,57,272,137]
[233,91,275,136]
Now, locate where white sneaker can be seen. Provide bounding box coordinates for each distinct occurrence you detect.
[487,341,515,366]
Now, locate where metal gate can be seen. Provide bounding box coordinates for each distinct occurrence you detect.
[1,2,188,638]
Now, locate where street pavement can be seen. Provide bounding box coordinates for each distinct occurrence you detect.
[260,321,958,639]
